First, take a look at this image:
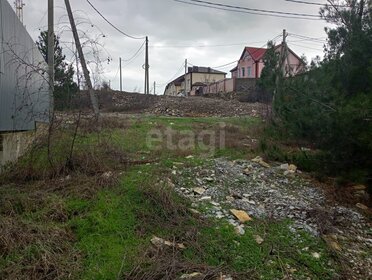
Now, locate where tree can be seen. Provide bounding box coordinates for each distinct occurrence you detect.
[36,31,78,109]
[259,0,372,187]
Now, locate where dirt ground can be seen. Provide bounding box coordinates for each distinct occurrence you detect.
[80,90,270,118]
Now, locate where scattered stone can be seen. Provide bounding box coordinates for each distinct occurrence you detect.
[311,252,321,259]
[180,272,203,279]
[189,208,200,215]
[322,235,342,251]
[200,196,212,201]
[254,235,264,245]
[243,168,252,175]
[251,156,270,168]
[288,164,297,173]
[205,177,214,182]
[102,171,113,178]
[280,163,289,170]
[171,158,371,279]
[151,236,186,249]
[356,203,368,210]
[185,155,194,159]
[193,187,206,195]
[230,191,242,199]
[352,185,367,191]
[230,209,252,223]
[235,225,245,235]
[225,196,234,202]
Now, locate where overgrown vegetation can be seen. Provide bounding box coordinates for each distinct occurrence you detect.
[0,116,340,279]
[259,0,372,190]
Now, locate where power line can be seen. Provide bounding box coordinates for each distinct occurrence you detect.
[122,40,146,62]
[287,42,324,51]
[174,0,322,20]
[285,0,327,6]
[211,34,282,69]
[285,0,350,7]
[150,40,268,49]
[86,0,146,40]
[158,62,186,86]
[288,33,327,43]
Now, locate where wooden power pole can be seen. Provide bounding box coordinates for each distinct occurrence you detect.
[119,57,122,92]
[184,58,188,95]
[144,36,149,94]
[48,0,54,115]
[64,0,100,120]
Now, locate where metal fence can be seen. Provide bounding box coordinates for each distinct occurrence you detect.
[0,0,49,132]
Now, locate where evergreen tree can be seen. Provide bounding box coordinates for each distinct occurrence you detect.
[36,31,78,109]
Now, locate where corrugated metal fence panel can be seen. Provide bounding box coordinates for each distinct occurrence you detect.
[0,0,49,132]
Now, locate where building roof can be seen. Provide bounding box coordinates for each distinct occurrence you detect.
[230,43,305,73]
[240,47,268,61]
[188,66,226,75]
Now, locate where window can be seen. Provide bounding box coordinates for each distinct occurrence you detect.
[247,67,251,77]
[242,67,245,77]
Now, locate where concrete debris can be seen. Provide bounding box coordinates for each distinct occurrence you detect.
[171,158,372,279]
[356,203,368,210]
[189,208,200,215]
[254,235,264,245]
[151,236,186,249]
[193,187,206,195]
[322,235,342,251]
[235,225,245,235]
[230,209,252,223]
[251,156,270,168]
[180,272,203,279]
[311,252,321,259]
[217,274,233,280]
[352,185,367,191]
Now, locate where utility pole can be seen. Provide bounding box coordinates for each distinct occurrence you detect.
[72,42,81,89]
[64,0,100,121]
[281,29,288,76]
[48,0,54,115]
[144,36,149,94]
[119,57,122,92]
[153,81,156,95]
[184,58,187,95]
[15,0,25,23]
[272,29,288,119]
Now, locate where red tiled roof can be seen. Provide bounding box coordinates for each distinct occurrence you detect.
[241,47,268,61]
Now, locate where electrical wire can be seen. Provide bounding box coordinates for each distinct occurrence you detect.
[158,62,186,86]
[285,0,350,8]
[121,40,146,62]
[174,0,322,20]
[287,42,324,51]
[212,34,282,69]
[86,0,146,40]
[150,40,268,49]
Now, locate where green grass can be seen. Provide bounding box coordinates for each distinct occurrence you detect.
[0,115,340,279]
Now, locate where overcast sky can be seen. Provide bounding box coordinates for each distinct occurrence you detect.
[10,0,330,94]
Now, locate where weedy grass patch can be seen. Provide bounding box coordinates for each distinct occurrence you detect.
[0,115,340,279]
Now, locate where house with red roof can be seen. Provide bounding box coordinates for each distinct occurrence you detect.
[230,44,305,79]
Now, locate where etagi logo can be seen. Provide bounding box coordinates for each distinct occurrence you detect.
[146,123,226,155]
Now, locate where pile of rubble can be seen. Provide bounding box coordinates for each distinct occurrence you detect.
[100,91,266,117]
[149,96,266,117]
[170,157,372,279]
